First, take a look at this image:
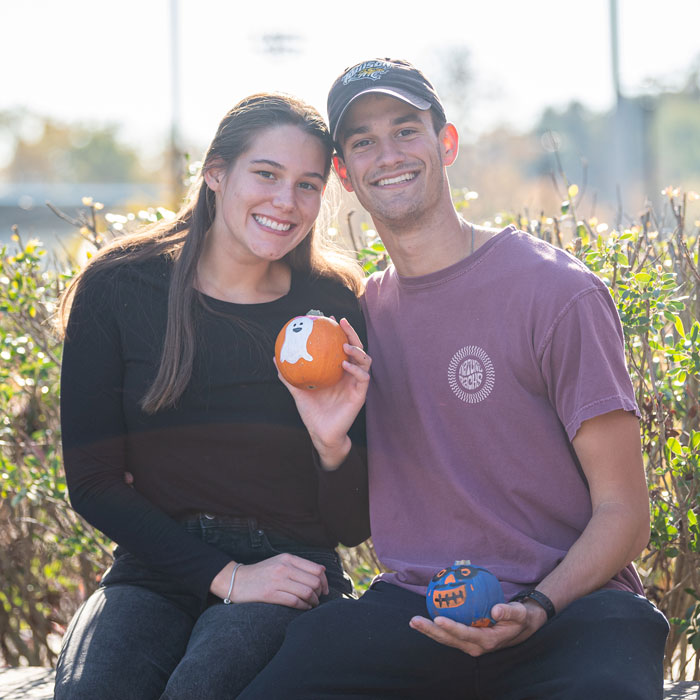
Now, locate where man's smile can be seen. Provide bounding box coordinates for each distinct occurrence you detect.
[372,172,418,187]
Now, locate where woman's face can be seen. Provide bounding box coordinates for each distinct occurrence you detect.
[205,124,328,264]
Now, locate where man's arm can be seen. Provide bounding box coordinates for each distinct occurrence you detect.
[410,408,650,656]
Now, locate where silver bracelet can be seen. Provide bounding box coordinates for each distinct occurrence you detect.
[223,562,243,605]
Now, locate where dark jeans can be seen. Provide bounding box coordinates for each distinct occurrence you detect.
[239,582,669,700]
[54,515,352,700]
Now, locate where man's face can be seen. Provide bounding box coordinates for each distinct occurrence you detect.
[334,93,456,228]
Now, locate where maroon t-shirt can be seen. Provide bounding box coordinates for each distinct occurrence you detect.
[361,226,643,600]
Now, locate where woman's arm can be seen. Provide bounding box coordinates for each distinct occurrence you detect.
[277,317,371,545]
[61,269,231,598]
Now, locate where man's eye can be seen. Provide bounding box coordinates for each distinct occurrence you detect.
[398,128,417,137]
[352,139,372,149]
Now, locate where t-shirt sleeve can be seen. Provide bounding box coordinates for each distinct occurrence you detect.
[539,285,640,442]
[60,269,231,599]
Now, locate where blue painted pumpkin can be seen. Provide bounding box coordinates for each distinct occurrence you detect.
[426,560,505,627]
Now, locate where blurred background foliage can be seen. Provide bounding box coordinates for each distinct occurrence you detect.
[1,184,698,679]
[2,51,700,246]
[1,43,699,680]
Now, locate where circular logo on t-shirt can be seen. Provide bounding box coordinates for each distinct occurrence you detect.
[448,346,495,403]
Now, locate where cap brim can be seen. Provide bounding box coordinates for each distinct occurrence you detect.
[332,88,432,141]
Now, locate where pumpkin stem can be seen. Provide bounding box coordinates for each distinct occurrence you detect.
[306,309,325,317]
[454,560,471,566]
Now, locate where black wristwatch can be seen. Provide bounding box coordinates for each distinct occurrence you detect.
[510,589,556,620]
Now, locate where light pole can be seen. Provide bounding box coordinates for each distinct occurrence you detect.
[169,0,183,210]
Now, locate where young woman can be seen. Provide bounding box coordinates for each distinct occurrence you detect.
[54,93,371,699]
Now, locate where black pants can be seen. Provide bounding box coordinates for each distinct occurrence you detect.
[55,515,353,700]
[239,581,669,700]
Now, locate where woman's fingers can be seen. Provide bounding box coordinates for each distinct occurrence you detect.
[282,580,320,608]
[339,317,363,349]
[283,554,329,596]
[338,320,370,372]
[343,343,371,369]
[286,565,327,596]
[231,554,329,608]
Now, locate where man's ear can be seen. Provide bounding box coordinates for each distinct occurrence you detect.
[203,161,226,191]
[440,123,459,167]
[333,155,354,193]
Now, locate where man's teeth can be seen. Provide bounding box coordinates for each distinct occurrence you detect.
[377,173,416,187]
[254,215,291,231]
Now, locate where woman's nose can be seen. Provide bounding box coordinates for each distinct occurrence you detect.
[273,184,295,211]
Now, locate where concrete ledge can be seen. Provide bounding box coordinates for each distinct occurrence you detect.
[0,666,698,698]
[0,667,54,699]
[666,682,700,700]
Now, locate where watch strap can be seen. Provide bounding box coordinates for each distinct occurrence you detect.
[510,589,556,620]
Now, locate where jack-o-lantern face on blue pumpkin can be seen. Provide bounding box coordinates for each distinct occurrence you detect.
[426,561,505,627]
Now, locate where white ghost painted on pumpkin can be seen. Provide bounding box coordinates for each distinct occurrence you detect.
[279,317,314,364]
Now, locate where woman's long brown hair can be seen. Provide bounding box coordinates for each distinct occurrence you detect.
[59,93,363,413]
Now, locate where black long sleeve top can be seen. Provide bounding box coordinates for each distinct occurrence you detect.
[60,254,369,599]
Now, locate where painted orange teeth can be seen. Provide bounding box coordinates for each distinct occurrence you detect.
[432,584,467,608]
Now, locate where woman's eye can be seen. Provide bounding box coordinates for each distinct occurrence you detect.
[298,182,319,192]
[256,170,275,179]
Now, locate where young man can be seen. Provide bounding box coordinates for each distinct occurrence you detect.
[240,58,668,698]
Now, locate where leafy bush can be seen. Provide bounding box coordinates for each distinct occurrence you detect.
[1,192,698,680]
[0,226,112,665]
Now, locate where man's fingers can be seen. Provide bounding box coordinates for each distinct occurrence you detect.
[409,616,480,655]
[410,611,531,657]
[490,602,527,623]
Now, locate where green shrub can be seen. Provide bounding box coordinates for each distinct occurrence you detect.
[1,191,698,680]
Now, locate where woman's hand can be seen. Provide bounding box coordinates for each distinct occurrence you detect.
[210,555,329,610]
[276,317,371,469]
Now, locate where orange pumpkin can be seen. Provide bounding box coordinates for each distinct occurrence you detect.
[274,312,348,389]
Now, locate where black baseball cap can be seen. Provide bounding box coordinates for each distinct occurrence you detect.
[327,58,446,142]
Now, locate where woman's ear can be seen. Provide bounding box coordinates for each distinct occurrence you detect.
[203,161,226,191]
[333,156,354,193]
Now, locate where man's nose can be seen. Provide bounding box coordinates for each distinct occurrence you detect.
[375,138,404,168]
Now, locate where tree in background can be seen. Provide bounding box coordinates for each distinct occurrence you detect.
[0,109,160,184]
[433,49,700,228]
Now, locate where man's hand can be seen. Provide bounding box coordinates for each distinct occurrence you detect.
[409,600,547,656]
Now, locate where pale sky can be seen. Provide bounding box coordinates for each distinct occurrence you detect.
[3,0,700,162]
